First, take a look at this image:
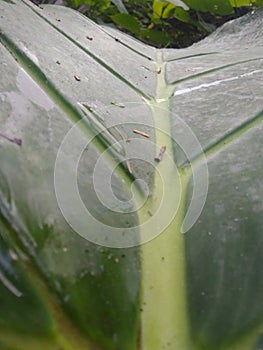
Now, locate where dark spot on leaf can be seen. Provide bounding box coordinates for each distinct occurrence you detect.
[86,35,93,40]
[56,60,61,65]
[155,146,166,162]
[0,132,22,146]
[14,138,22,146]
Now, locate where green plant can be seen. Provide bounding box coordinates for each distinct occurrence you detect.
[64,0,263,47]
[0,0,263,349]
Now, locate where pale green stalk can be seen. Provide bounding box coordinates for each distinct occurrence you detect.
[139,52,194,350]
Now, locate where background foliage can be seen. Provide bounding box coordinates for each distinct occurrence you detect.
[60,0,263,47]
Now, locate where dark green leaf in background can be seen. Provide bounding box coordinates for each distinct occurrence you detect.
[111,13,141,34]
[183,0,234,14]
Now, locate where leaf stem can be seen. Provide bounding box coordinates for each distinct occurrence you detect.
[139,51,194,350]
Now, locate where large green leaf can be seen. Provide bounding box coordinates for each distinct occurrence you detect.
[0,1,263,349]
[183,0,234,14]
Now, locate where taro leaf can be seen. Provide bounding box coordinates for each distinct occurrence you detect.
[230,0,263,6]
[111,13,141,34]
[183,0,234,14]
[152,0,188,19]
[0,1,263,350]
[0,219,57,350]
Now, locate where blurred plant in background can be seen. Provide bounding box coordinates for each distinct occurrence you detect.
[58,0,262,47]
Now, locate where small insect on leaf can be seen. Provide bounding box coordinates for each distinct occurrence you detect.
[74,75,81,81]
[86,35,93,41]
[155,146,166,162]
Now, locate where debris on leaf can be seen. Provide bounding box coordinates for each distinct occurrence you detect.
[155,146,166,162]
[142,65,161,74]
[133,129,150,138]
[74,75,81,81]
[126,159,132,174]
[141,65,151,72]
[111,101,125,108]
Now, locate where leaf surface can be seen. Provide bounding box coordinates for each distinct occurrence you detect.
[0,1,263,349]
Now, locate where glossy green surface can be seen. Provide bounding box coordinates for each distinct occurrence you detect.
[0,218,55,337]
[0,1,263,349]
